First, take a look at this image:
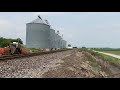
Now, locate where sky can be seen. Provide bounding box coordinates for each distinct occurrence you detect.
[0,12,120,48]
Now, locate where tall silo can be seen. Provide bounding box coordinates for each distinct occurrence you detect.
[54,33,57,48]
[26,16,51,49]
[52,29,56,48]
[59,36,62,48]
[58,35,60,48]
[62,40,65,48]
[50,28,55,48]
[62,40,67,48]
[55,31,61,49]
[55,33,59,48]
[56,30,61,49]
[64,40,67,48]
[61,39,64,48]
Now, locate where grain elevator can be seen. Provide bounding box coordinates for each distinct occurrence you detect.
[26,16,67,49]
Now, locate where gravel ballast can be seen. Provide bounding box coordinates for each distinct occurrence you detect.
[0,50,73,78]
[0,49,117,78]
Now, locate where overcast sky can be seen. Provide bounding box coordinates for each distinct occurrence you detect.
[0,12,120,48]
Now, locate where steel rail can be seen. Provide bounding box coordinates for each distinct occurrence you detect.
[0,49,72,60]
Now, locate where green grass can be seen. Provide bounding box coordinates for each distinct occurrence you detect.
[100,51,120,56]
[79,49,120,66]
[90,48,120,56]
[25,48,41,53]
[100,53,120,64]
[88,50,120,65]
[30,48,41,53]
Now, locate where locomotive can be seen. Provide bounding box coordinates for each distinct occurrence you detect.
[9,42,22,54]
[0,42,29,56]
[0,42,66,56]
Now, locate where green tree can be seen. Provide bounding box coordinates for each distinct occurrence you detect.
[17,38,23,44]
[11,38,23,44]
[0,37,23,48]
[68,44,71,47]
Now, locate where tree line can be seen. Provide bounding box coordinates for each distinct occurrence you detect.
[0,37,23,48]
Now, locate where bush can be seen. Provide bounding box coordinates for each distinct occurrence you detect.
[0,37,23,48]
[27,48,41,53]
[88,50,120,66]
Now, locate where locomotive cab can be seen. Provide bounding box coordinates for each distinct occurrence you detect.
[9,42,22,54]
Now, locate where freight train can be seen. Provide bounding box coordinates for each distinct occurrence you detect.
[0,42,67,56]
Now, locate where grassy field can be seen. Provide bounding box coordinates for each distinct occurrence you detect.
[90,48,120,55]
[101,51,120,55]
[87,50,120,66]
[79,48,120,66]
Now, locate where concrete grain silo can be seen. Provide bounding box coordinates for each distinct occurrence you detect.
[26,16,51,49]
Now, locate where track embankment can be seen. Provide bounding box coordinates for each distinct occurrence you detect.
[1,49,120,78]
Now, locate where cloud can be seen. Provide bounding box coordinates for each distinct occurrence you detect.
[33,12,65,17]
[54,27,65,33]
[0,19,25,42]
[0,19,13,31]
[51,26,67,37]
[52,26,74,45]
[0,19,15,38]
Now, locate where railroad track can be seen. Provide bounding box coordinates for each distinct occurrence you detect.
[0,49,72,60]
